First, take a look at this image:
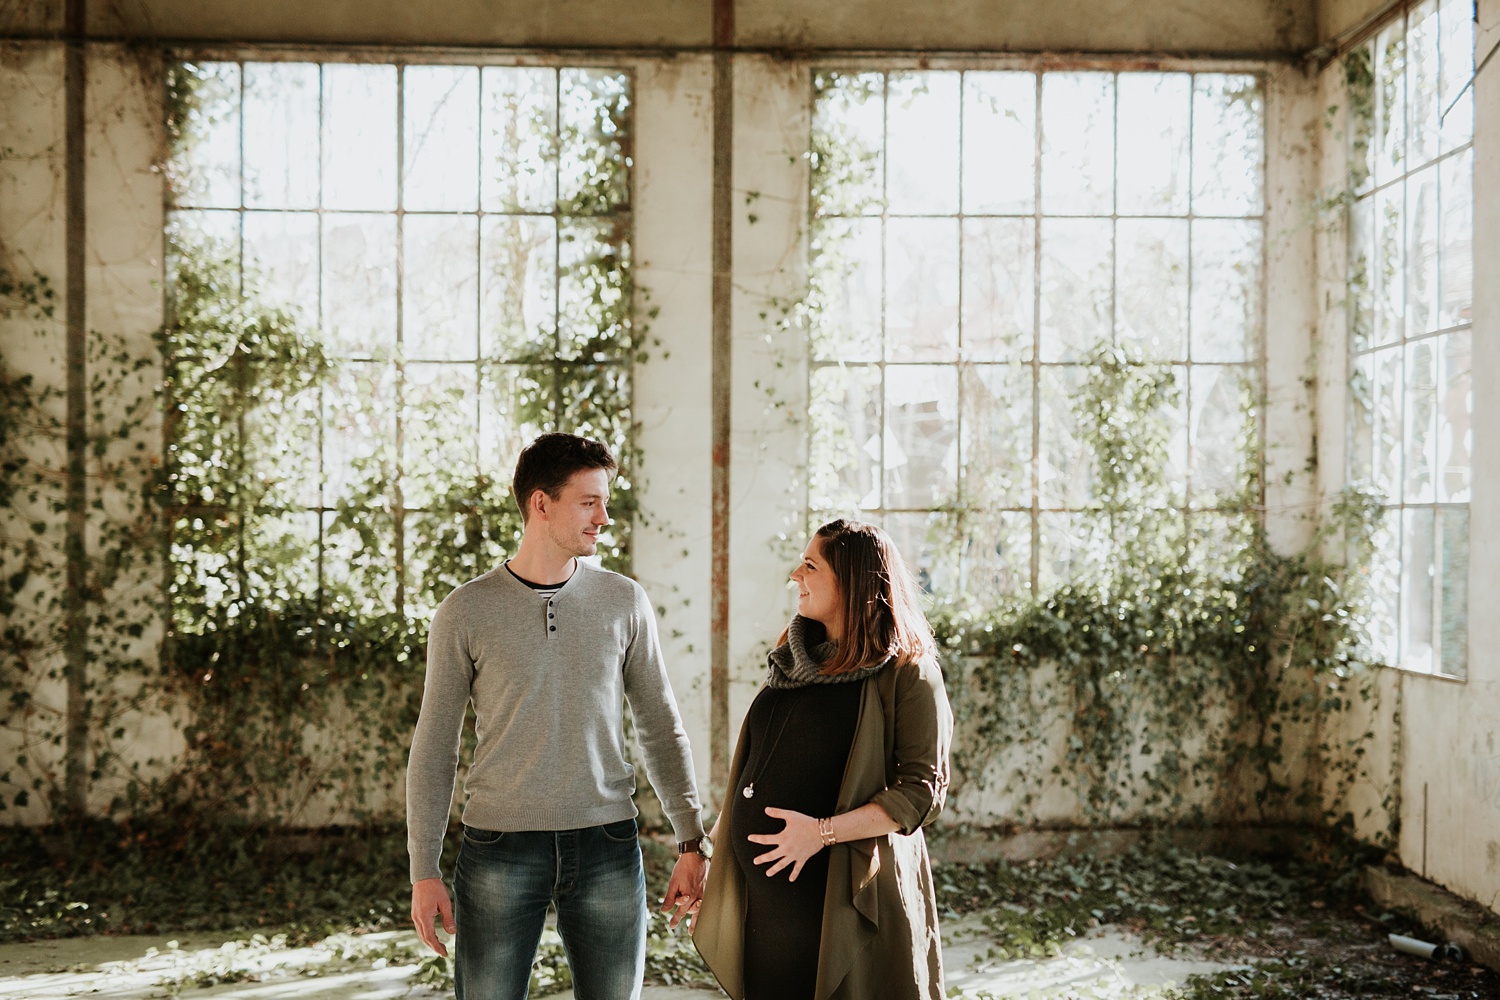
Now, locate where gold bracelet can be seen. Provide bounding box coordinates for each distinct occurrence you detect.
[817,816,838,846]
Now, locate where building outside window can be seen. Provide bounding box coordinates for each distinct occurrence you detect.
[1344,0,1473,676]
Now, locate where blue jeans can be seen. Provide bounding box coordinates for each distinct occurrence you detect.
[453,818,646,1000]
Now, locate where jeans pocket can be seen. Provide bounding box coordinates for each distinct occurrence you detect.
[463,825,506,846]
[600,817,639,843]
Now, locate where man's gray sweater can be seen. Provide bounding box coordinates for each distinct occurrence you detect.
[406,559,704,883]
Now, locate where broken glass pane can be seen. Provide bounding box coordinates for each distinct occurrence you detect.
[1400,505,1434,671]
[1439,147,1472,329]
[323,212,398,358]
[557,217,631,361]
[559,69,630,215]
[887,72,959,215]
[1437,329,1471,502]
[1190,219,1261,363]
[1374,184,1404,345]
[1191,74,1264,217]
[882,511,960,598]
[404,214,481,360]
[961,364,1032,509]
[1039,218,1112,362]
[481,215,557,361]
[961,218,1034,361]
[960,509,1032,600]
[1403,338,1436,504]
[404,362,480,509]
[404,66,481,213]
[809,217,881,362]
[812,72,884,217]
[1407,2,1442,167]
[323,64,397,212]
[1117,73,1191,216]
[962,71,1036,215]
[809,365,881,512]
[1437,505,1468,676]
[1116,218,1188,361]
[1406,163,1439,336]
[1040,72,1114,216]
[1373,20,1407,186]
[887,218,959,362]
[243,62,319,210]
[243,210,319,324]
[1438,0,1474,151]
[482,67,558,213]
[885,365,959,509]
[169,62,241,209]
[1038,510,1108,593]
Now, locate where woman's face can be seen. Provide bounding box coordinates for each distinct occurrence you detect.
[790,536,842,635]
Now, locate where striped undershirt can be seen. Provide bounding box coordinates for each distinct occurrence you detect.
[504,561,564,600]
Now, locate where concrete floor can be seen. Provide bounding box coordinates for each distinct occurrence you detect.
[0,917,1244,999]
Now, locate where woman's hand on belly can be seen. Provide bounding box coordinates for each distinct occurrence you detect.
[747,806,823,881]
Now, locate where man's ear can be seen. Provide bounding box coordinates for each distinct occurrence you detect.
[529,489,549,522]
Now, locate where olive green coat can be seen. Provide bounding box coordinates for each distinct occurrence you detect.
[692,655,953,1000]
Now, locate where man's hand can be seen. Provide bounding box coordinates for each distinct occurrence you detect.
[748,807,824,881]
[660,851,708,929]
[411,877,456,956]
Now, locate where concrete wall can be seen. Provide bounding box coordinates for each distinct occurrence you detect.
[7,0,1317,55]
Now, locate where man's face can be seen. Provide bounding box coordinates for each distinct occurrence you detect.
[536,468,611,558]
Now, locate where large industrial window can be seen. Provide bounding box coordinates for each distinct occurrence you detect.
[806,69,1265,604]
[1345,0,1474,676]
[163,60,633,629]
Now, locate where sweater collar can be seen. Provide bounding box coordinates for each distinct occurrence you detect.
[765,615,891,690]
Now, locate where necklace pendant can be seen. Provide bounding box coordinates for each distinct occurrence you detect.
[742,785,755,799]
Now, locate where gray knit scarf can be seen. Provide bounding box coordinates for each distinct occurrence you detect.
[765,615,892,690]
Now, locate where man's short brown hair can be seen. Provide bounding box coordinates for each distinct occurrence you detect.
[512,433,617,523]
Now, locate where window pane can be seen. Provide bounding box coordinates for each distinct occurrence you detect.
[243,62,319,210]
[1116,219,1188,361]
[243,210,319,323]
[1039,218,1112,362]
[961,218,1033,361]
[169,62,241,208]
[961,509,1032,601]
[1190,219,1261,363]
[404,66,481,212]
[1438,505,1468,676]
[1363,508,1400,664]
[1039,365,1090,508]
[1038,511,1107,593]
[885,365,958,509]
[1403,338,1437,504]
[887,72,959,216]
[481,215,557,360]
[324,362,396,502]
[1349,196,1375,353]
[1346,46,1377,195]
[1189,512,1254,581]
[809,218,882,362]
[1349,353,1375,484]
[558,218,631,361]
[1439,147,1472,328]
[1437,329,1471,502]
[324,508,397,619]
[1372,347,1403,502]
[558,364,630,443]
[1190,365,1254,507]
[405,214,480,360]
[404,363,480,509]
[883,511,958,597]
[323,213,397,358]
[962,364,1032,509]
[1373,21,1407,186]
[558,69,630,215]
[887,218,959,362]
[1191,75,1264,217]
[1407,1,1441,167]
[168,209,240,271]
[1405,163,1439,336]
[1040,72,1114,216]
[1400,506,1434,672]
[1117,73,1191,216]
[482,67,558,213]
[245,384,321,510]
[962,72,1036,215]
[322,64,397,211]
[479,363,551,483]
[809,365,881,511]
[1373,184,1404,345]
[812,72,885,217]
[245,512,320,604]
[1438,0,1474,151]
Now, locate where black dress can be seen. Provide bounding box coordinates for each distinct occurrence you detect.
[728,681,863,1000]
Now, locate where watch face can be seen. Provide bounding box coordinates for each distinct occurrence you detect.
[700,836,714,859]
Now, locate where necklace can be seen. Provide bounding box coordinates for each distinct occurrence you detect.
[741,692,797,800]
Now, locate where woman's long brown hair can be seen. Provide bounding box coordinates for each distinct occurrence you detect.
[781,518,936,675]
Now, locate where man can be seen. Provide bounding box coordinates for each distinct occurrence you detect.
[408,433,711,1000]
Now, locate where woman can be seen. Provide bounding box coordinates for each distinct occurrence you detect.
[692,519,953,1000]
